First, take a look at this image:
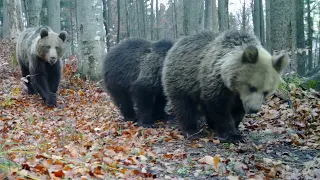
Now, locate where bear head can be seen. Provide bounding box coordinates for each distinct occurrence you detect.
[225,45,289,114]
[36,28,67,65]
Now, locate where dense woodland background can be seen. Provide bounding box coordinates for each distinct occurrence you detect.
[1,1,320,179]
[0,0,320,84]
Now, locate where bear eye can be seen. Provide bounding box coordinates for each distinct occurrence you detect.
[249,85,257,93]
[46,46,51,49]
[263,91,268,97]
[55,46,59,49]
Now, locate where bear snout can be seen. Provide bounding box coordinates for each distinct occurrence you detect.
[49,57,57,65]
[243,101,261,114]
[247,108,259,114]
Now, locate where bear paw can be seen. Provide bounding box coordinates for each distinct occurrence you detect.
[27,89,36,95]
[123,116,137,122]
[153,113,175,122]
[214,133,246,143]
[45,94,57,108]
[138,121,157,128]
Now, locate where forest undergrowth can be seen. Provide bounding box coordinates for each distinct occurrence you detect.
[0,39,320,180]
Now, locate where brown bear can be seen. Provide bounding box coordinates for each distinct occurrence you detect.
[103,38,174,127]
[161,29,289,143]
[16,26,67,107]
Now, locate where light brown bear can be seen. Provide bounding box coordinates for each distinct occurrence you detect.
[161,29,289,143]
[16,26,67,107]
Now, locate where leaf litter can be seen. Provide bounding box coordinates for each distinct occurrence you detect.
[0,39,319,179]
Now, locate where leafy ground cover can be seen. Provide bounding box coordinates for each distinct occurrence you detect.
[0,39,319,180]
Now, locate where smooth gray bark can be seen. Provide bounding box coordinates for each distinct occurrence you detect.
[212,0,218,33]
[76,0,105,81]
[27,0,43,27]
[205,0,213,30]
[218,0,228,31]
[3,0,24,41]
[295,0,305,76]
[265,0,271,52]
[47,0,61,32]
[253,0,264,45]
[150,0,155,40]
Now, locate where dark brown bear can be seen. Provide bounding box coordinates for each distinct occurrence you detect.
[103,38,174,127]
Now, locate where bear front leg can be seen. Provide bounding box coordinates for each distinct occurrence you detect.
[31,63,56,107]
[231,95,246,132]
[131,80,155,127]
[106,86,137,121]
[170,95,200,138]
[47,62,61,94]
[19,63,36,94]
[152,93,170,121]
[203,100,244,143]
[231,108,245,131]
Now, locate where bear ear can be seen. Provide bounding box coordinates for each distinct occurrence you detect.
[242,45,259,64]
[59,31,68,42]
[40,28,49,39]
[272,54,290,74]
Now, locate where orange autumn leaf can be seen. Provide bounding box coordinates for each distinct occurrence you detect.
[53,170,65,177]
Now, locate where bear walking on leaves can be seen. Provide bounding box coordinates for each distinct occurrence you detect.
[16,26,68,107]
[103,38,174,127]
[161,29,289,143]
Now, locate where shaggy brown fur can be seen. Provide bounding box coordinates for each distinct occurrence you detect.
[16,26,67,107]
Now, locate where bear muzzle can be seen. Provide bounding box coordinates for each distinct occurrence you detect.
[48,57,57,65]
[243,101,262,114]
[247,107,260,114]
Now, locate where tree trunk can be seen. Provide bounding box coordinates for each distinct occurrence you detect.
[306,0,313,72]
[218,0,228,31]
[259,0,264,45]
[265,0,271,52]
[107,0,112,47]
[295,0,305,76]
[116,0,120,43]
[102,0,109,49]
[204,0,213,30]
[3,0,24,41]
[173,0,178,38]
[318,5,320,67]
[125,0,130,38]
[150,0,155,40]
[212,0,218,33]
[136,0,140,37]
[47,0,61,32]
[139,0,146,38]
[76,0,105,81]
[27,0,43,27]
[270,0,297,74]
[253,0,264,44]
[241,0,246,31]
[183,0,190,35]
[156,0,159,39]
[253,0,259,36]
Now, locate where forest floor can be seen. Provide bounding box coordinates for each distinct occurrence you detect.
[0,39,320,180]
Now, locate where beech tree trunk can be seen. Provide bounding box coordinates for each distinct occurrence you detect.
[27,0,43,27]
[212,0,218,33]
[3,0,24,41]
[204,0,213,30]
[48,0,61,32]
[76,0,105,81]
[218,0,228,31]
